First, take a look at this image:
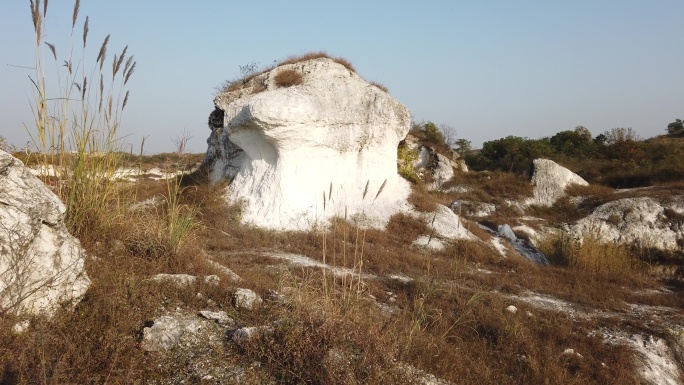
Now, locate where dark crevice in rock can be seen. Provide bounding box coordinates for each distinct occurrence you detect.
[208,107,225,130]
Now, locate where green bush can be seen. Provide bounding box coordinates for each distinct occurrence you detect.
[398,142,420,184]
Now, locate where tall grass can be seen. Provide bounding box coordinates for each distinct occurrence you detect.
[26,0,136,238]
[539,226,642,274]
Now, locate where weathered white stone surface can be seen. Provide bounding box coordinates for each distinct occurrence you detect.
[528,159,588,207]
[571,196,684,251]
[203,57,412,230]
[233,288,262,310]
[449,200,496,217]
[412,235,446,251]
[149,273,220,286]
[0,150,90,317]
[428,153,455,190]
[419,205,475,240]
[412,145,459,190]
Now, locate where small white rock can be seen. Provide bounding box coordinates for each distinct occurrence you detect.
[506,305,518,314]
[233,288,263,310]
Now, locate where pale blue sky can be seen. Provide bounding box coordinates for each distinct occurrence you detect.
[1,1,682,153]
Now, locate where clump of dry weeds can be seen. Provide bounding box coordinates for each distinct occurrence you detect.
[274,68,304,88]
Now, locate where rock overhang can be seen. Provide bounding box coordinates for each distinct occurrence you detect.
[202,57,413,230]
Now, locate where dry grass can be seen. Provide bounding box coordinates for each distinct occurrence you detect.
[370,81,389,93]
[3,168,676,384]
[537,229,643,275]
[277,51,356,73]
[408,188,439,212]
[274,68,304,88]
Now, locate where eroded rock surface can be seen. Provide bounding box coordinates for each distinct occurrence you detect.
[203,57,412,230]
[528,158,588,206]
[0,150,90,317]
[571,196,684,251]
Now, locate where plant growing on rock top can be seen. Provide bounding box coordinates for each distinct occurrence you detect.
[274,69,303,88]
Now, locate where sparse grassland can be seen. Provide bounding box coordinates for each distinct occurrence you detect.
[2,3,683,383]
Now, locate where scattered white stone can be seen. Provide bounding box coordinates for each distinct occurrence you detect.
[419,204,475,240]
[506,305,518,314]
[490,237,508,257]
[204,258,242,282]
[561,348,583,359]
[527,158,588,207]
[148,274,219,287]
[11,320,31,334]
[264,251,376,280]
[412,235,446,251]
[129,195,164,211]
[497,224,517,242]
[233,288,262,310]
[231,326,266,347]
[387,274,413,283]
[198,310,233,326]
[571,196,684,251]
[449,200,495,217]
[596,330,682,385]
[141,314,204,352]
[0,150,90,318]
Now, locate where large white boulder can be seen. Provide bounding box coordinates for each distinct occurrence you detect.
[203,57,412,230]
[528,159,588,207]
[0,150,90,317]
[571,196,684,251]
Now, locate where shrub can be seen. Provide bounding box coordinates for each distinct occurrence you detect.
[423,122,446,146]
[274,69,303,88]
[397,142,420,183]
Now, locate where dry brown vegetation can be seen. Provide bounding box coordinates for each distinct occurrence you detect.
[4,164,682,384]
[370,81,389,93]
[274,69,304,88]
[277,51,357,73]
[218,52,375,96]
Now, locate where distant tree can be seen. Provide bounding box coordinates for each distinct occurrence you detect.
[423,121,446,146]
[473,136,553,172]
[439,124,458,147]
[454,138,472,158]
[593,133,608,145]
[604,127,638,144]
[549,126,594,157]
[667,119,684,137]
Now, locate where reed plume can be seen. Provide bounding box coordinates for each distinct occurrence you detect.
[71,0,79,29]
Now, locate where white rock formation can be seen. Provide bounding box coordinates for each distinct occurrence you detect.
[528,159,588,206]
[571,196,684,251]
[0,150,90,317]
[420,204,475,240]
[233,288,262,310]
[203,57,412,230]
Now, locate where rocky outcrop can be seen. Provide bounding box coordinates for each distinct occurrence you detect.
[0,150,90,317]
[203,58,412,230]
[405,135,466,190]
[528,159,588,206]
[571,196,684,251]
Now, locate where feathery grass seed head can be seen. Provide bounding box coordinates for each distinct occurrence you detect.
[71,0,79,29]
[82,16,88,47]
[45,42,56,60]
